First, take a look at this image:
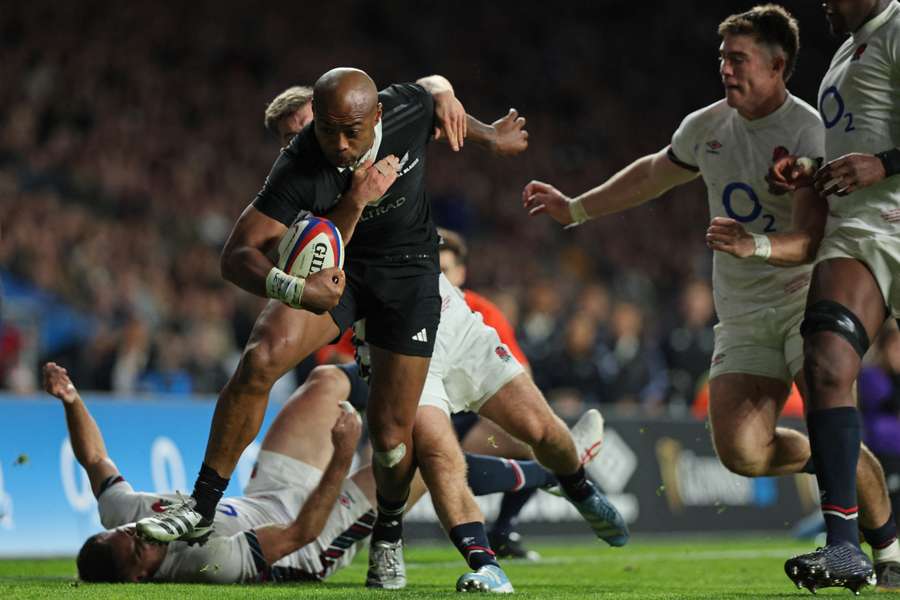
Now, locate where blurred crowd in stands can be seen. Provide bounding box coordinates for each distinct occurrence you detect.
[0,1,876,419]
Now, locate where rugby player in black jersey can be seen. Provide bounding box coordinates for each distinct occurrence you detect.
[138,68,534,590]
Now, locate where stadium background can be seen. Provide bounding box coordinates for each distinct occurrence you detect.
[1,0,898,557]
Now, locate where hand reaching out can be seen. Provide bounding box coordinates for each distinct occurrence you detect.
[491,109,528,157]
[43,362,79,404]
[522,180,574,225]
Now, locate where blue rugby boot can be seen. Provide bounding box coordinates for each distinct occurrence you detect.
[456,564,514,593]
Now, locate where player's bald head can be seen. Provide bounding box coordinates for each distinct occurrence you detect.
[312,68,383,168]
[313,68,379,118]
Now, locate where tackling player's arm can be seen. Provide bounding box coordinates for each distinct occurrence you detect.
[417,75,528,157]
[324,154,400,244]
[253,408,361,565]
[221,205,345,313]
[705,185,827,267]
[523,147,700,226]
[42,363,119,497]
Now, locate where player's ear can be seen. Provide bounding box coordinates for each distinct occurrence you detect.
[375,102,383,123]
[771,54,786,78]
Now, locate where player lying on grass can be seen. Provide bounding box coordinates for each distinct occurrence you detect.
[45,362,600,584]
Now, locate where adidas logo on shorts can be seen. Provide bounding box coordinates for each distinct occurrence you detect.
[411,328,428,343]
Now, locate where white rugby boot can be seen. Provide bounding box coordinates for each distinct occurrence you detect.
[366,539,407,589]
[136,493,212,544]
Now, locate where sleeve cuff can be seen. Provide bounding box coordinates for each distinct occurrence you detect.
[666,146,699,173]
[96,475,125,499]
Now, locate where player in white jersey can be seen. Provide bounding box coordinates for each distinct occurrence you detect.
[523,4,897,586]
[48,361,368,584]
[45,359,593,586]
[351,271,627,593]
[767,0,900,593]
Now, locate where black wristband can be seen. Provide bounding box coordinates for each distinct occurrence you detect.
[876,148,900,178]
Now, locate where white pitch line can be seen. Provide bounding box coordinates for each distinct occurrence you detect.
[405,547,801,570]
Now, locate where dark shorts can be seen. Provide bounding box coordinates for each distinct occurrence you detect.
[335,363,370,412]
[329,255,440,357]
[451,411,480,442]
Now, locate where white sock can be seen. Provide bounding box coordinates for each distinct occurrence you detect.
[874,539,900,564]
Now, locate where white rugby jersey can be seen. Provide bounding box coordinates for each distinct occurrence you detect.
[818,1,900,235]
[97,478,370,583]
[669,94,824,318]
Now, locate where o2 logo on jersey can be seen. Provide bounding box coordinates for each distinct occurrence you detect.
[722,182,775,232]
[819,86,855,132]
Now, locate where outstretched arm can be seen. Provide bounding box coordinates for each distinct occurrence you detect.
[523,146,699,226]
[417,75,528,156]
[253,407,362,565]
[42,363,119,497]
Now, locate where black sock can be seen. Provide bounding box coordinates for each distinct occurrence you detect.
[192,462,230,522]
[807,407,861,547]
[557,466,593,503]
[862,514,898,550]
[490,488,538,539]
[372,492,407,544]
[464,454,557,496]
[449,521,499,570]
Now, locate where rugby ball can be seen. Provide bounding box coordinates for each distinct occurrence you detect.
[277,217,344,278]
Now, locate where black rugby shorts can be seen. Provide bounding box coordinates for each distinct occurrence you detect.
[329,254,439,357]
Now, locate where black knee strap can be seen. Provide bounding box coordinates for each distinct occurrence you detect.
[800,300,870,358]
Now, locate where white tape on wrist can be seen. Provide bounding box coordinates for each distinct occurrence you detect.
[568,198,590,226]
[751,233,772,260]
[265,267,306,308]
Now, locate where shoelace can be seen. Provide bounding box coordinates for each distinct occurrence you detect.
[169,491,193,512]
[376,546,400,575]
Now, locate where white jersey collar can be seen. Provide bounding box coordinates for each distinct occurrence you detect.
[854,1,898,43]
[738,93,793,131]
[337,120,383,173]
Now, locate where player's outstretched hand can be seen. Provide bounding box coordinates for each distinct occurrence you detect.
[42,362,79,404]
[522,180,573,226]
[490,109,528,156]
[347,155,400,207]
[432,92,467,152]
[332,403,362,458]
[705,217,754,258]
[767,155,819,195]
[300,267,346,314]
[814,153,886,197]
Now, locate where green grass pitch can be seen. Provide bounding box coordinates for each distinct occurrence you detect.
[0,536,860,599]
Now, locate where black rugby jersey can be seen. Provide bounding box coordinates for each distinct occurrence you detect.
[253,83,439,260]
